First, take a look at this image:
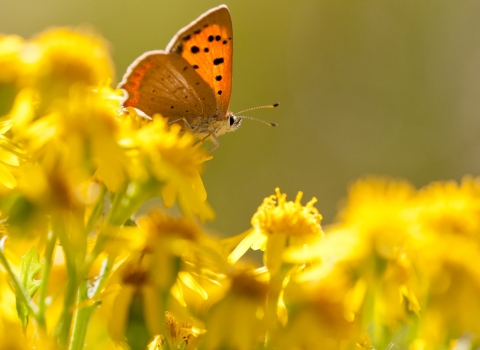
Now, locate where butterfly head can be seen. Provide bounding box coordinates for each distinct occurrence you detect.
[215,112,242,136]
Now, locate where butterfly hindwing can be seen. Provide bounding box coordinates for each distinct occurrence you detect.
[119,51,217,124]
[166,5,233,120]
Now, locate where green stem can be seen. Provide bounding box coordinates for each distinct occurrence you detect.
[264,274,283,348]
[37,230,57,329]
[69,256,113,350]
[0,236,40,320]
[68,284,96,350]
[57,252,77,346]
[83,181,158,275]
[84,185,106,237]
[108,181,158,226]
[264,264,291,349]
[69,180,158,349]
[53,216,79,347]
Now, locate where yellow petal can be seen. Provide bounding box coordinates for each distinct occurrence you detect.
[178,271,208,300]
[161,182,177,208]
[0,120,13,134]
[228,229,260,264]
[171,280,186,307]
[0,147,19,166]
[108,285,135,342]
[0,162,16,189]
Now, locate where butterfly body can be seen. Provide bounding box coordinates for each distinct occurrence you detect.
[119,5,240,147]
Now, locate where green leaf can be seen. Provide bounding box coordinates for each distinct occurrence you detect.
[16,247,43,329]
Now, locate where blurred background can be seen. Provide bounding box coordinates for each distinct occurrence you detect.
[2,0,480,236]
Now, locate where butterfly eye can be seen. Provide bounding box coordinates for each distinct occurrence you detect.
[229,116,235,126]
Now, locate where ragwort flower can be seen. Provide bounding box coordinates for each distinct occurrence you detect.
[287,177,421,348]
[120,110,214,221]
[228,188,323,275]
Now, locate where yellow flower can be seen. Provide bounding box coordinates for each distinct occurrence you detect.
[9,88,125,212]
[0,120,22,190]
[202,271,268,350]
[415,232,480,348]
[416,176,480,238]
[410,178,480,347]
[0,35,27,87]
[108,211,223,346]
[0,28,125,211]
[30,28,113,108]
[122,110,214,220]
[287,177,421,347]
[276,275,363,350]
[147,312,200,350]
[229,188,323,275]
[108,260,163,348]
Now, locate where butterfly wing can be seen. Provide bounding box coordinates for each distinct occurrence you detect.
[119,50,217,124]
[166,5,233,120]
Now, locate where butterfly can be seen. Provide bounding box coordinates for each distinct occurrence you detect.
[119,5,249,151]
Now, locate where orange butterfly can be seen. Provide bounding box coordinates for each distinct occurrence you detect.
[119,5,244,150]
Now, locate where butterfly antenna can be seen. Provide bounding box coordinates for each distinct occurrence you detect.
[235,102,279,115]
[235,102,279,127]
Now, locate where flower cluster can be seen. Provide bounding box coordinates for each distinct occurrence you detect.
[0,28,479,350]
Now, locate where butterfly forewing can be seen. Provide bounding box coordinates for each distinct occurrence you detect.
[119,51,217,123]
[166,5,233,120]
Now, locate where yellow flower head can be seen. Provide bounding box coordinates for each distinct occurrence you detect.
[412,178,480,345]
[337,176,417,259]
[124,111,214,220]
[162,312,198,349]
[416,176,480,238]
[11,87,125,211]
[202,271,268,350]
[252,187,323,237]
[287,177,422,340]
[229,188,323,275]
[0,35,26,86]
[0,120,22,190]
[277,275,362,350]
[139,210,200,242]
[136,211,218,306]
[31,28,113,96]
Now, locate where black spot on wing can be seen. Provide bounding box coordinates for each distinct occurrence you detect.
[193,65,199,69]
[215,75,222,81]
[213,58,224,65]
[217,90,222,95]
[194,29,201,34]
[191,46,200,54]
[182,35,191,41]
[204,47,209,53]
[208,35,214,42]
[215,35,221,41]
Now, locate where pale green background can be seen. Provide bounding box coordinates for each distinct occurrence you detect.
[2,0,480,236]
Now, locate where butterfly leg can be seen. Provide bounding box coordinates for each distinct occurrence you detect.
[192,133,219,152]
[168,118,194,132]
[207,134,220,152]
